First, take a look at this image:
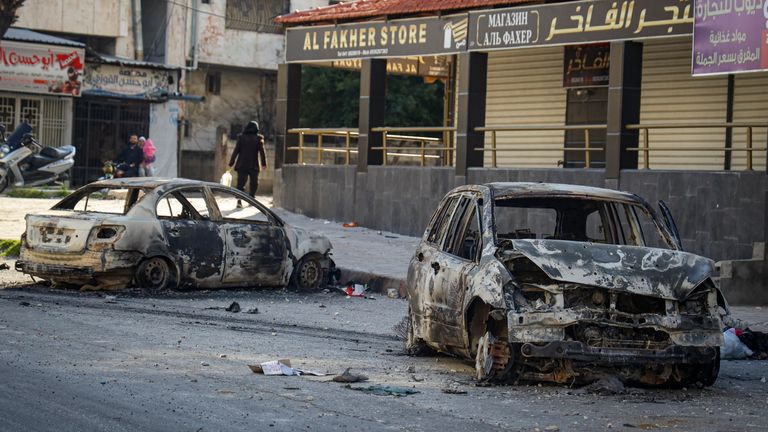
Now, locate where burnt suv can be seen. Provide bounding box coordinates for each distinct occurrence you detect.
[405,183,726,386]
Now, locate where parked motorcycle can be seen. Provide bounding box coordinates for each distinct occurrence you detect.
[0,123,76,193]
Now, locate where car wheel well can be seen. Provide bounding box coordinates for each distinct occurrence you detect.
[466,298,506,357]
[291,252,327,290]
[135,255,179,291]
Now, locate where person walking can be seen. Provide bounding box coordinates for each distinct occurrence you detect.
[138,136,156,177]
[228,121,267,202]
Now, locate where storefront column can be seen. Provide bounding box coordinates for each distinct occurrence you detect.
[276,63,302,168]
[357,58,386,172]
[605,41,643,179]
[455,52,488,177]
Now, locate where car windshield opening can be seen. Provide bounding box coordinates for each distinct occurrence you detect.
[54,186,149,215]
[493,196,670,247]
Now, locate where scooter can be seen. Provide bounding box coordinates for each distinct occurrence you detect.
[0,122,76,193]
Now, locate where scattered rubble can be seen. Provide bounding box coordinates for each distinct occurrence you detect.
[248,359,327,377]
[332,368,369,383]
[347,384,419,397]
[225,302,241,313]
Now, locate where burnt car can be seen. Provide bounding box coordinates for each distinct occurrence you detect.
[16,178,333,291]
[405,182,726,387]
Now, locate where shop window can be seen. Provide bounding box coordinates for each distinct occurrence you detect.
[206,72,221,95]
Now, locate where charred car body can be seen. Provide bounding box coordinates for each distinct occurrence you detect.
[405,183,726,386]
[16,178,333,291]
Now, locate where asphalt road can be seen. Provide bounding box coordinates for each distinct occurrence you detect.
[1,286,767,432]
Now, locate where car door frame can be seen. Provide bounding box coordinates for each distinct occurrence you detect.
[154,185,226,287]
[205,186,291,287]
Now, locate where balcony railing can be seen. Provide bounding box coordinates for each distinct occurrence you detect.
[371,126,456,166]
[475,124,607,168]
[626,122,768,170]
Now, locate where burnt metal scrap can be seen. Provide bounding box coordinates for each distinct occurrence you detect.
[406,182,726,387]
[16,178,333,291]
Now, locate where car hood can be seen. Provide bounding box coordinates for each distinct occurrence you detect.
[509,239,714,300]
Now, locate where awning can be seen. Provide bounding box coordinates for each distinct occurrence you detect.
[3,27,85,48]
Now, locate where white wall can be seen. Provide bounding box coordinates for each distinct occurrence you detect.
[149,101,180,177]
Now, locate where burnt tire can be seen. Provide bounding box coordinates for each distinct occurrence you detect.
[136,257,175,292]
[404,306,432,356]
[292,254,324,290]
[475,331,513,382]
[675,348,720,388]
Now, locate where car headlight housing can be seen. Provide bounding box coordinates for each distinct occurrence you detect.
[0,144,9,158]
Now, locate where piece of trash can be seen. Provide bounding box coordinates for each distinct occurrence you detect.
[332,368,369,383]
[244,307,259,314]
[576,375,625,395]
[761,377,766,383]
[323,221,331,224]
[271,332,277,336]
[384,235,398,239]
[340,283,368,297]
[200,361,210,367]
[406,365,416,373]
[0,263,9,270]
[219,354,227,359]
[342,221,359,228]
[442,387,467,395]
[225,302,241,313]
[721,328,754,359]
[248,360,326,377]
[319,304,326,308]
[250,359,297,376]
[387,288,399,299]
[347,384,419,397]
[19,301,30,307]
[377,231,382,235]
[411,375,425,382]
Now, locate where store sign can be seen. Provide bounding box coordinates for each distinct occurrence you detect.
[0,40,85,96]
[469,0,693,51]
[692,0,768,75]
[329,56,451,77]
[285,14,468,62]
[83,64,173,100]
[564,44,610,87]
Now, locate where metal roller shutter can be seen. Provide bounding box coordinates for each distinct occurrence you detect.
[484,46,567,168]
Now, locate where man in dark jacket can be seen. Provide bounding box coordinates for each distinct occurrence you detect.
[229,121,267,198]
[112,134,144,177]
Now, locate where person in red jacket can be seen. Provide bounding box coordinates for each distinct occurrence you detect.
[229,121,267,200]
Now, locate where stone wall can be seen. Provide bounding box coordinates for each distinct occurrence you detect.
[274,165,767,263]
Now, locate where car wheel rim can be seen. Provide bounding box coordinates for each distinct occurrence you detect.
[144,259,168,289]
[299,260,320,287]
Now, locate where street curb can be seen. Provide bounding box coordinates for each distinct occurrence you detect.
[337,267,407,298]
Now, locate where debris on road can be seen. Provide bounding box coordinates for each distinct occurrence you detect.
[576,375,626,395]
[722,328,754,359]
[225,302,241,313]
[249,359,327,377]
[737,329,768,359]
[0,263,9,271]
[332,368,369,383]
[200,361,210,366]
[387,288,399,299]
[342,221,359,228]
[441,387,467,395]
[19,301,30,306]
[340,283,368,297]
[244,307,259,314]
[347,384,419,397]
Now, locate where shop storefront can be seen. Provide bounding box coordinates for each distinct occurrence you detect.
[0,28,85,148]
[73,54,180,184]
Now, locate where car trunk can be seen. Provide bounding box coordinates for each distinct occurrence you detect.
[25,211,114,253]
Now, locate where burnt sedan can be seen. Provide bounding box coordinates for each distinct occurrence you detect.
[16,178,333,291]
[405,183,726,387]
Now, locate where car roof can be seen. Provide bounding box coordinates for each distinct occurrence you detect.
[86,177,222,191]
[453,182,644,203]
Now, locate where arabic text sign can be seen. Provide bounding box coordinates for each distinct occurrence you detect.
[692,0,768,75]
[564,44,611,87]
[286,14,469,62]
[83,64,173,99]
[469,0,694,50]
[0,40,85,96]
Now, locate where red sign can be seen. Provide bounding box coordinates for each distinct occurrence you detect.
[0,40,85,96]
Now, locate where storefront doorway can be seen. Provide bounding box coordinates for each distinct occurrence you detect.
[564,87,608,168]
[72,98,149,185]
